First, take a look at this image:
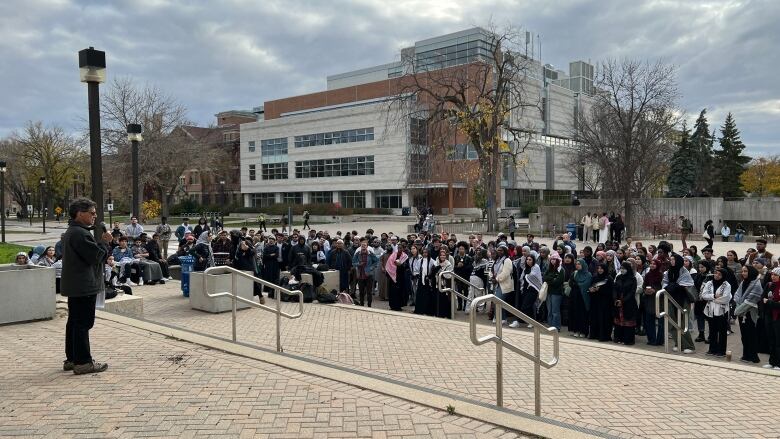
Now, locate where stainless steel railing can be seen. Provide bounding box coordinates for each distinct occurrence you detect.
[203,266,304,352]
[655,289,691,354]
[469,294,559,416]
[436,269,484,318]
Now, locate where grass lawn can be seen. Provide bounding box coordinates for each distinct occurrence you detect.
[0,242,33,264]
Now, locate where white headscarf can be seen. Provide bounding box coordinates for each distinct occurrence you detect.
[196,231,215,268]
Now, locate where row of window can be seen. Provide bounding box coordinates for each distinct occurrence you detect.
[248,190,402,209]
[295,156,374,179]
[262,163,288,180]
[294,127,374,148]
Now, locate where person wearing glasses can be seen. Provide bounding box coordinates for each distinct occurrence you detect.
[60,198,113,375]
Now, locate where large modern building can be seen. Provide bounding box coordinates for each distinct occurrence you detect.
[241,28,593,213]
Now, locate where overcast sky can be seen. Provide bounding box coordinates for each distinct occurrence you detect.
[0,0,777,156]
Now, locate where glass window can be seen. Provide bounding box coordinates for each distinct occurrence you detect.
[294,128,374,148]
[341,191,365,209]
[282,192,303,205]
[294,156,374,179]
[374,190,402,209]
[262,163,288,180]
[447,144,478,160]
[310,191,333,204]
[505,189,539,208]
[261,138,288,156]
[410,118,427,146]
[250,193,275,208]
[248,164,256,181]
[248,141,256,153]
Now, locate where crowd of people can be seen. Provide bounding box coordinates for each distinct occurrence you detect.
[159,214,780,370]
[18,208,780,371]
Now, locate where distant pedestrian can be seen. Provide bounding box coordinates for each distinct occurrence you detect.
[679,215,692,249]
[61,197,112,375]
[155,216,172,258]
[303,210,310,230]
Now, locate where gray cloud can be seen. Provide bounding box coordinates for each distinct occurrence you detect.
[0,0,776,157]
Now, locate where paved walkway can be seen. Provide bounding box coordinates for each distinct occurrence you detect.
[125,283,780,439]
[0,316,528,439]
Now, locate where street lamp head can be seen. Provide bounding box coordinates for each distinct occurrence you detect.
[220,180,225,185]
[39,177,46,185]
[78,47,106,83]
[127,123,143,142]
[0,160,6,173]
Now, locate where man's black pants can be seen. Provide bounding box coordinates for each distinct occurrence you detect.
[358,277,373,307]
[66,294,97,365]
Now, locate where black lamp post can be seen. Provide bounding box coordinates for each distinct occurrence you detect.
[79,46,106,235]
[127,124,143,219]
[220,180,225,231]
[39,176,46,234]
[107,189,113,227]
[0,160,6,243]
[27,192,32,227]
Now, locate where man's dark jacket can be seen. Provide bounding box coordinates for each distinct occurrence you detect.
[61,222,109,297]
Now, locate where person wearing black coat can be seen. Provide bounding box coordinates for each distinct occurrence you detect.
[60,198,112,375]
[145,234,170,279]
[262,236,281,295]
[453,243,473,311]
[588,263,614,342]
[613,261,638,345]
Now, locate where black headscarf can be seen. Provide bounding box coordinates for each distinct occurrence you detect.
[667,253,684,283]
[743,265,759,284]
[712,268,728,290]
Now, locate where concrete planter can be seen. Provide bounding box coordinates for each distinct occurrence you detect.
[189,270,255,313]
[0,265,56,325]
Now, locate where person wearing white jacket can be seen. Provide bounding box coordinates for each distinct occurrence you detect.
[701,268,732,357]
[581,213,592,243]
[492,244,514,325]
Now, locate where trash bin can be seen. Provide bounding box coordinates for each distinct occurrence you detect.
[401,207,411,216]
[577,224,584,241]
[179,255,195,297]
[566,223,577,241]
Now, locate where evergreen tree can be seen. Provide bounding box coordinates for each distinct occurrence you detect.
[712,113,750,197]
[666,123,697,197]
[689,109,713,195]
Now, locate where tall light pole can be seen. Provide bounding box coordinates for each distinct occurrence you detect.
[107,189,113,227]
[79,47,106,235]
[39,177,46,234]
[0,160,6,243]
[220,179,225,231]
[127,124,143,219]
[27,192,32,227]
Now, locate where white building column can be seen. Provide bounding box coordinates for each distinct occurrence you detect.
[275,193,282,204]
[365,190,374,208]
[333,191,340,205]
[244,193,250,208]
[302,192,310,204]
[401,190,410,208]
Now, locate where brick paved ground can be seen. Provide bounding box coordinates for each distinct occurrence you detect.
[125,283,780,439]
[0,316,530,439]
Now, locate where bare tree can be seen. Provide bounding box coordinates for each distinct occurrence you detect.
[0,122,88,216]
[99,77,204,216]
[575,59,680,233]
[389,24,541,231]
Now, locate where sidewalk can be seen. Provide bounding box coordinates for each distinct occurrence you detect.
[0,317,528,439]
[125,282,780,439]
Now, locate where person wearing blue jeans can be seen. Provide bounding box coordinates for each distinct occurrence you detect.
[544,255,566,330]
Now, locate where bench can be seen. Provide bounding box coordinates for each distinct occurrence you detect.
[102,294,143,318]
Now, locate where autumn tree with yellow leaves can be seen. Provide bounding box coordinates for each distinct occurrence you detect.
[391,24,540,231]
[740,156,780,197]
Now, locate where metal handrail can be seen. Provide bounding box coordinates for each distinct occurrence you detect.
[436,269,484,318]
[203,266,304,352]
[654,288,691,354]
[469,294,559,416]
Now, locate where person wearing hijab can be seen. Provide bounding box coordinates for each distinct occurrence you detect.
[642,259,664,345]
[692,260,713,343]
[734,265,764,363]
[431,247,453,318]
[386,242,409,312]
[514,255,542,328]
[14,251,32,266]
[588,263,614,342]
[192,231,215,272]
[569,258,592,338]
[37,246,57,267]
[662,253,696,352]
[261,236,281,296]
[491,244,514,324]
[613,261,638,345]
[413,247,436,315]
[762,268,780,370]
[544,254,566,331]
[605,250,620,278]
[701,268,732,357]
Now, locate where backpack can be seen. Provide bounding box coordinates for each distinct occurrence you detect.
[337,292,354,304]
[299,282,315,303]
[316,285,338,303]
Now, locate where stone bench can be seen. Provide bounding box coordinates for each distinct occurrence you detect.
[189,270,255,313]
[101,294,143,318]
[0,265,56,325]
